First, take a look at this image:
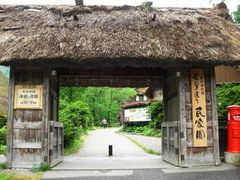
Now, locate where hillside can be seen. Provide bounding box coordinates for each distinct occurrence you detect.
[0,71,8,115]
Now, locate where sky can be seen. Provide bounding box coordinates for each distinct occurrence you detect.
[0,0,239,12]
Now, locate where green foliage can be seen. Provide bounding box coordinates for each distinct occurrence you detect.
[233,7,240,24]
[0,115,7,155]
[0,115,7,128]
[0,126,7,145]
[0,145,6,155]
[141,2,152,13]
[148,100,163,130]
[39,163,51,172]
[60,87,136,127]
[0,163,7,169]
[0,173,12,180]
[64,135,86,155]
[32,163,50,173]
[122,125,161,137]
[59,100,92,148]
[217,83,240,118]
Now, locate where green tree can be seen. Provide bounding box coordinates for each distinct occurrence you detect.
[217,83,240,118]
[233,5,240,24]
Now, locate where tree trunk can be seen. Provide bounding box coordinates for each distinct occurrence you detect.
[107,89,114,127]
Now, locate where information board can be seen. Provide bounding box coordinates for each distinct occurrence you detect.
[14,85,43,109]
[124,107,151,122]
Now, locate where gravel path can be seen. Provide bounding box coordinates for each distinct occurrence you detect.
[121,133,161,154]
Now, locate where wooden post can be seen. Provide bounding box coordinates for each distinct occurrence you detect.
[43,71,50,163]
[178,71,188,167]
[6,68,15,168]
[210,68,221,165]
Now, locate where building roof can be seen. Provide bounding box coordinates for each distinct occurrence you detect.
[121,100,152,109]
[0,4,240,67]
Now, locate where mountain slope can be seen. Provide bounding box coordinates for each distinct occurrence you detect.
[0,71,8,115]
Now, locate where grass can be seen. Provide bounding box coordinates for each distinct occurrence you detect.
[0,173,11,180]
[64,133,88,155]
[119,132,161,156]
[32,163,51,173]
[0,172,43,180]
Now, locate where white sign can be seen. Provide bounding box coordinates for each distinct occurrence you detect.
[124,107,151,122]
[14,85,43,109]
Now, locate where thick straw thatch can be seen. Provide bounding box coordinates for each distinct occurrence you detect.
[0,4,239,67]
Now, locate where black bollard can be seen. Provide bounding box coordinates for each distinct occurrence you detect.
[109,145,113,156]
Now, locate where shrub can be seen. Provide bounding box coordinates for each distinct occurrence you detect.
[0,145,6,155]
[217,83,240,118]
[0,163,7,169]
[148,100,163,130]
[0,126,7,145]
[0,115,7,128]
[59,100,93,148]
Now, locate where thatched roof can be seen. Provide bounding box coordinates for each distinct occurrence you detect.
[0,4,240,67]
[121,100,152,109]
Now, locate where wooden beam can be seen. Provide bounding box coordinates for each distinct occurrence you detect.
[59,75,163,88]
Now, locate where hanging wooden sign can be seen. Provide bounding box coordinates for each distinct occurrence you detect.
[14,85,43,109]
[191,68,207,147]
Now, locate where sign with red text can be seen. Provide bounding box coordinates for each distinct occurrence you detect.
[14,85,43,109]
[191,69,207,147]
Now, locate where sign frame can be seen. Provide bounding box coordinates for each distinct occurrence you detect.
[14,85,43,110]
[190,68,208,147]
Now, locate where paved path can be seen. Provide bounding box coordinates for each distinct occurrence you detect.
[50,128,169,171]
[122,133,161,154]
[42,128,240,179]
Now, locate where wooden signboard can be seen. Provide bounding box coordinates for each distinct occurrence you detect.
[191,69,207,147]
[14,85,43,109]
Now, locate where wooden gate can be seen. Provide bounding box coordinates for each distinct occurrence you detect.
[49,121,64,167]
[162,72,181,166]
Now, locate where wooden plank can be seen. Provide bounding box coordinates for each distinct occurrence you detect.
[210,68,221,166]
[178,71,188,167]
[7,68,15,167]
[13,122,42,129]
[53,121,64,128]
[13,142,42,149]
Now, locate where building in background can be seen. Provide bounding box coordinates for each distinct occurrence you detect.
[120,88,162,124]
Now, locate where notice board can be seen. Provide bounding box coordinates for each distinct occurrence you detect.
[14,85,43,109]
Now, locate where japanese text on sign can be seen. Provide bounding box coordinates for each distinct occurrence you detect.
[191,69,207,147]
[14,85,43,109]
